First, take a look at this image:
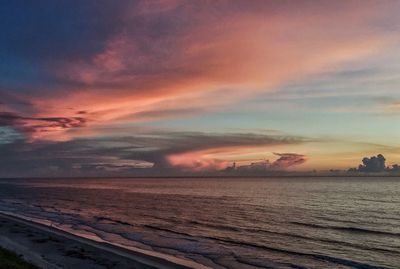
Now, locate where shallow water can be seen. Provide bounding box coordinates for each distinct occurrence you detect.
[0,177,399,269]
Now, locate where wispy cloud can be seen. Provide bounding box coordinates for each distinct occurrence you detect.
[1,1,399,140]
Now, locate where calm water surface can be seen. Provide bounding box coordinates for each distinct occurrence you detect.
[0,177,399,269]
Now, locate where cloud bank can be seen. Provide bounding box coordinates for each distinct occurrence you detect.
[0,131,307,177]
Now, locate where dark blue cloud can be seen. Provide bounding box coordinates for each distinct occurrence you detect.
[0,111,87,135]
[0,0,127,90]
[349,154,400,173]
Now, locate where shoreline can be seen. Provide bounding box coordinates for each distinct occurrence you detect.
[0,212,210,269]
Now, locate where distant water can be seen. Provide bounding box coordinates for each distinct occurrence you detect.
[0,177,399,269]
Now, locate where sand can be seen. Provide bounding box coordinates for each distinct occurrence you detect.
[0,213,211,269]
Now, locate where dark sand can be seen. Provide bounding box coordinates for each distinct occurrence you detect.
[0,213,210,269]
[0,246,39,269]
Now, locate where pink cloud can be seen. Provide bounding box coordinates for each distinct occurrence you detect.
[167,146,307,171]
[3,1,400,141]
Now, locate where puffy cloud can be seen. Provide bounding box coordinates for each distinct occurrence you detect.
[348,154,400,173]
[390,164,400,172]
[231,152,307,173]
[271,153,307,169]
[351,154,386,172]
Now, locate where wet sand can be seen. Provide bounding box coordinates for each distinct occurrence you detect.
[0,213,210,269]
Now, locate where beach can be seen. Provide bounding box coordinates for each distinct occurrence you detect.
[0,212,209,269]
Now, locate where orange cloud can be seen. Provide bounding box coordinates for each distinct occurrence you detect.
[167,146,307,171]
[167,149,230,171]
[4,1,399,141]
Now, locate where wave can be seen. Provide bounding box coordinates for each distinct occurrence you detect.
[247,228,400,255]
[94,216,133,226]
[357,198,399,204]
[144,224,194,237]
[143,217,398,255]
[170,220,400,256]
[187,220,242,232]
[289,265,309,269]
[290,221,400,237]
[233,255,277,269]
[219,238,389,269]
[141,224,389,269]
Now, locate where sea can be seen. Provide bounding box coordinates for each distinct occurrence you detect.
[0,177,398,269]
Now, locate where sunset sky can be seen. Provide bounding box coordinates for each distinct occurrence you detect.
[1,0,400,177]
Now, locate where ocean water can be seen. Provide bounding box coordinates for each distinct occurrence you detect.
[0,177,399,269]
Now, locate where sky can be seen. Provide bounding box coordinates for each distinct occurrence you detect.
[1,0,400,177]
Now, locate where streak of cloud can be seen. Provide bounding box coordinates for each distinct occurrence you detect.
[0,112,87,139]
